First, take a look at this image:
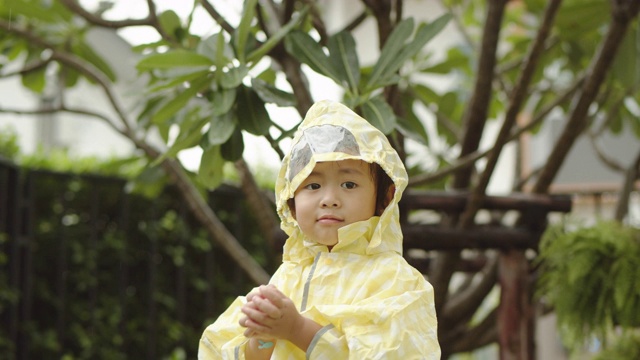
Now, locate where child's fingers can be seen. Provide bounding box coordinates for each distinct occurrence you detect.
[243,316,271,334]
[259,285,286,307]
[246,288,263,302]
[254,296,283,319]
[242,304,274,327]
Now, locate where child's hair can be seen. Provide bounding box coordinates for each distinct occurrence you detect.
[287,162,394,218]
[372,163,394,216]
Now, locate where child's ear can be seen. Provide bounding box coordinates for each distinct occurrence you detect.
[287,198,297,219]
[385,185,395,206]
[377,185,395,215]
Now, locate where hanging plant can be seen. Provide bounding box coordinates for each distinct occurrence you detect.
[536,220,640,349]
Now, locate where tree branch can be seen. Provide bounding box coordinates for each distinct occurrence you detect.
[234,158,280,251]
[59,0,153,27]
[532,1,640,194]
[436,0,476,51]
[588,129,627,173]
[0,105,126,136]
[161,157,271,284]
[452,0,507,190]
[446,307,498,355]
[458,0,562,229]
[0,58,50,78]
[198,0,235,34]
[442,251,498,325]
[60,0,178,45]
[408,73,583,188]
[309,2,329,46]
[614,149,640,221]
[0,19,136,135]
[342,10,369,33]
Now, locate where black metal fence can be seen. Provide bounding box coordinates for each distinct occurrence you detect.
[0,158,267,359]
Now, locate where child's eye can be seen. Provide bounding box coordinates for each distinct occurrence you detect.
[304,183,320,190]
[341,181,357,189]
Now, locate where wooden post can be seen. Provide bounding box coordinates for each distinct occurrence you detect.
[498,249,535,360]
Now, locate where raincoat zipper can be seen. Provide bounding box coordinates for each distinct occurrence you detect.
[301,253,322,312]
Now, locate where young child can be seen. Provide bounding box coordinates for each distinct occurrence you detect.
[199,100,440,359]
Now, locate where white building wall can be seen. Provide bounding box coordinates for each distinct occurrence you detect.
[0,27,144,159]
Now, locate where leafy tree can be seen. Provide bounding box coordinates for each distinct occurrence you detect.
[1,0,639,358]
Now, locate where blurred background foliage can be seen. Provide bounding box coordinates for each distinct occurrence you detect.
[0,136,272,359]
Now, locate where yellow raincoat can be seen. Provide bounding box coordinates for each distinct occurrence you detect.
[199,100,440,359]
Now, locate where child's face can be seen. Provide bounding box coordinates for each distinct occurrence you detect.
[293,159,376,247]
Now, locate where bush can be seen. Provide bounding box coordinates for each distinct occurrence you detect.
[536,221,640,351]
[0,165,269,359]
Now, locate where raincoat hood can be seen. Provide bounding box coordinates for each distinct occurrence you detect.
[275,100,408,260]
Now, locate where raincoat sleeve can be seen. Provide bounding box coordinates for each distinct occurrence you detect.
[303,278,440,359]
[198,296,250,360]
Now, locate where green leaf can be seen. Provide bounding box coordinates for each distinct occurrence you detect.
[439,91,459,118]
[158,10,182,38]
[235,0,259,63]
[148,70,209,93]
[59,65,79,88]
[613,259,633,312]
[211,88,237,116]
[219,65,248,89]
[207,111,236,146]
[413,84,440,106]
[367,13,451,90]
[73,39,117,82]
[327,31,360,93]
[21,65,46,93]
[1,0,62,23]
[555,0,609,40]
[396,114,429,146]
[221,127,245,161]
[4,39,27,62]
[256,67,277,83]
[611,25,638,89]
[130,165,168,198]
[284,30,342,84]
[361,97,396,134]
[609,109,623,134]
[366,18,415,90]
[153,114,208,167]
[215,30,229,72]
[421,48,470,74]
[137,50,214,71]
[198,146,225,189]
[198,33,234,63]
[236,85,271,135]
[251,78,297,107]
[137,96,164,127]
[246,5,310,63]
[152,76,212,124]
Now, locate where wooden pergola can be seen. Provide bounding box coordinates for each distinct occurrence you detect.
[401,190,572,359]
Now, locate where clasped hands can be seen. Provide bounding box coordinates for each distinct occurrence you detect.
[239,284,302,342]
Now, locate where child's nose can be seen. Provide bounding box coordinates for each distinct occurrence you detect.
[320,188,341,208]
[321,200,339,208]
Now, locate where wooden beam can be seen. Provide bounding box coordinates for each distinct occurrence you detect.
[403,224,536,250]
[402,191,572,213]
